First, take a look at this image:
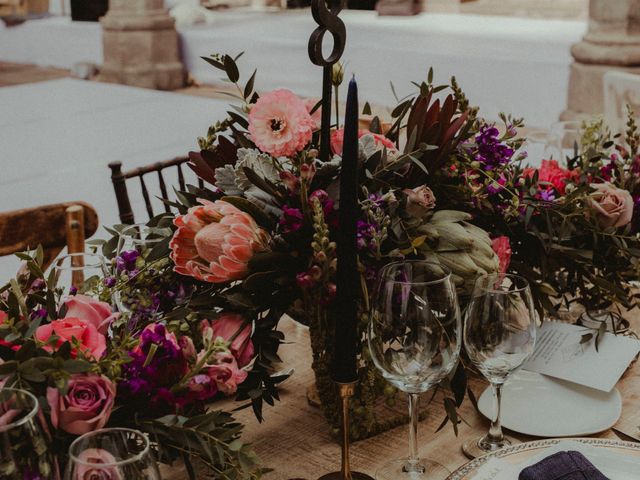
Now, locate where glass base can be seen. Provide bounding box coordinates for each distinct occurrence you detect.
[462,435,513,459]
[376,458,451,480]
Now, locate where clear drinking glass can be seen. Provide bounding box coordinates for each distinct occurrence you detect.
[116,224,166,258]
[0,388,58,479]
[113,224,168,325]
[53,252,108,295]
[368,260,461,480]
[547,120,583,163]
[65,428,161,480]
[462,274,537,459]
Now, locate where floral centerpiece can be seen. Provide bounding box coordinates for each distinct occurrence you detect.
[177,55,640,438]
[0,238,286,478]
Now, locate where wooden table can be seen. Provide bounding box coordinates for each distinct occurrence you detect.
[165,316,640,479]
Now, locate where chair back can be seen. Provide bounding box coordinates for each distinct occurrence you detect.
[603,70,640,134]
[0,202,99,270]
[109,157,204,225]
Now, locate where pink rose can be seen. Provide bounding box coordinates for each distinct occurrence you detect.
[63,294,118,335]
[589,183,634,228]
[35,318,106,359]
[204,352,248,395]
[403,185,436,218]
[47,374,115,435]
[491,236,512,274]
[74,448,122,480]
[330,128,396,156]
[201,313,254,367]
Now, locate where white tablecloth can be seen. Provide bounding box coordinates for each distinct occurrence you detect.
[0,78,229,278]
[0,11,586,128]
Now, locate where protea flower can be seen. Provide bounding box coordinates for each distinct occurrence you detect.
[170,199,270,283]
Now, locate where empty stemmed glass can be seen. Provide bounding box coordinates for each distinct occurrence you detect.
[113,224,168,326]
[53,252,109,295]
[368,260,461,480]
[65,428,161,480]
[462,274,537,459]
[0,387,58,479]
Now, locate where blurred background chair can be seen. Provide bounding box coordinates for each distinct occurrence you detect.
[603,70,640,135]
[0,201,98,270]
[109,156,204,225]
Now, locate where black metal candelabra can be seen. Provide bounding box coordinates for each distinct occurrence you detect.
[308,3,374,479]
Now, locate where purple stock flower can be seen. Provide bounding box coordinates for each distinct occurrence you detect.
[115,249,139,273]
[103,277,116,288]
[119,323,188,414]
[474,125,514,171]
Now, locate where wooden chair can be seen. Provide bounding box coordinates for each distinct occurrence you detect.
[108,157,204,225]
[0,202,99,270]
[603,70,640,134]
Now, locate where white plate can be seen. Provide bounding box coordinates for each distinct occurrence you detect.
[447,438,640,480]
[478,370,622,437]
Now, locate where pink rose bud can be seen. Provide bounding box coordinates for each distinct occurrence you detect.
[47,374,116,435]
[403,185,437,218]
[74,448,123,480]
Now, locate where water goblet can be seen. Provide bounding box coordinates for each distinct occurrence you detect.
[113,224,169,326]
[462,273,537,459]
[52,252,108,295]
[0,387,58,479]
[368,260,462,480]
[65,428,161,480]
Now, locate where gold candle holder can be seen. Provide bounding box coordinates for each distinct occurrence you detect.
[318,381,375,480]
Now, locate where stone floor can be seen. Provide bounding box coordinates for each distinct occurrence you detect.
[0,61,68,87]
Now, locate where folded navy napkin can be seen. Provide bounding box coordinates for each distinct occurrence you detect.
[518,451,609,480]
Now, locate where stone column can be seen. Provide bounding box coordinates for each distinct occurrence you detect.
[99,0,185,90]
[563,0,640,119]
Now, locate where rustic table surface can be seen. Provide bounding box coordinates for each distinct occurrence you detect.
[164,315,640,479]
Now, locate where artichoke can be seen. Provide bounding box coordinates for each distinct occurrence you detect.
[415,210,499,292]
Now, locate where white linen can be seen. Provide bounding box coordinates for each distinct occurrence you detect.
[0,79,230,278]
[0,11,586,128]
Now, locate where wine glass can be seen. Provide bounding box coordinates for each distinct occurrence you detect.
[462,274,537,459]
[65,428,161,480]
[368,260,461,480]
[113,224,168,327]
[547,120,583,164]
[53,252,108,295]
[116,224,166,258]
[0,388,58,479]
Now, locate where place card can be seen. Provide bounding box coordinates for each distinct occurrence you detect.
[523,322,640,392]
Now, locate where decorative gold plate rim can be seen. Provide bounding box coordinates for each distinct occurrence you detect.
[446,437,640,479]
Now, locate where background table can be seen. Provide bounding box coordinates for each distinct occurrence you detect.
[0,11,585,128]
[164,315,640,479]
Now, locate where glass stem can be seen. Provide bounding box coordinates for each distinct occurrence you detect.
[487,382,504,444]
[408,393,420,466]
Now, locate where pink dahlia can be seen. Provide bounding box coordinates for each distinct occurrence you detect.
[170,199,270,283]
[248,89,315,157]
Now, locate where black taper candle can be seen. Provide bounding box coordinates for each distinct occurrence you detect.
[333,76,359,383]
